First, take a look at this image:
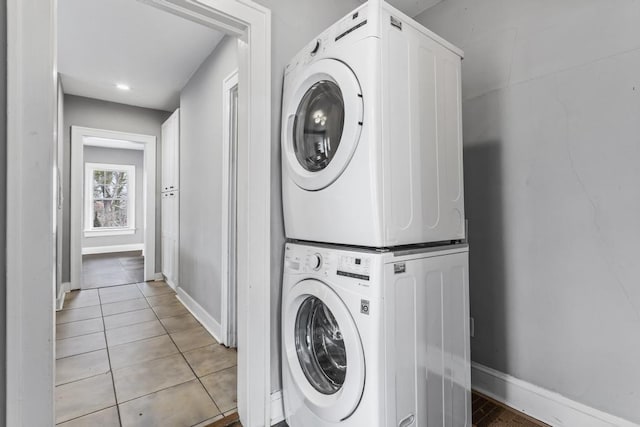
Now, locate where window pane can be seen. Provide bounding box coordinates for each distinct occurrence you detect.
[101,171,128,199]
[93,184,104,199]
[92,200,105,228]
[111,200,128,227]
[93,170,103,184]
[90,167,131,229]
[93,199,128,228]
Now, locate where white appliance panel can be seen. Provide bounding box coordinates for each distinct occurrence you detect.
[282,1,465,247]
[281,241,470,427]
[385,251,471,427]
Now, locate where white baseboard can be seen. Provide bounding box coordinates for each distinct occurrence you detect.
[56,282,72,310]
[82,243,144,255]
[176,287,223,343]
[165,276,178,291]
[153,272,165,282]
[472,362,638,427]
[270,390,285,425]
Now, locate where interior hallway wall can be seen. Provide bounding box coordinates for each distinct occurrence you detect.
[82,146,145,250]
[252,0,364,393]
[415,1,640,423]
[62,95,171,281]
[0,0,7,421]
[179,35,238,323]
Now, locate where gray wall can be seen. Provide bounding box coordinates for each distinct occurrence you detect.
[0,0,6,421]
[252,0,364,393]
[82,146,145,249]
[415,1,640,423]
[63,95,171,281]
[179,36,238,321]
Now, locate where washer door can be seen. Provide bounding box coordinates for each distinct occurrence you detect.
[282,59,363,191]
[283,279,365,422]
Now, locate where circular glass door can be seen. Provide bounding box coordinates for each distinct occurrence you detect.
[282,279,365,422]
[293,81,345,173]
[295,296,347,394]
[282,59,363,191]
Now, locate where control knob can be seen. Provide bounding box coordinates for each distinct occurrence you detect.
[311,253,322,271]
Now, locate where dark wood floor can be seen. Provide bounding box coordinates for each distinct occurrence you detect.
[473,392,549,427]
[212,391,547,427]
[82,251,144,288]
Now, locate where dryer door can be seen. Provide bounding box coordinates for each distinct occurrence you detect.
[283,279,365,422]
[282,59,363,191]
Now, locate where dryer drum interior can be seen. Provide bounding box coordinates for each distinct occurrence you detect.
[293,80,345,172]
[295,296,347,394]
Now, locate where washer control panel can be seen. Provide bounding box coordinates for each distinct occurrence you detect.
[337,255,370,281]
[284,244,372,282]
[284,246,332,276]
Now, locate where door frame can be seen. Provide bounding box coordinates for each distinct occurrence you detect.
[221,69,239,347]
[6,0,272,425]
[70,126,156,289]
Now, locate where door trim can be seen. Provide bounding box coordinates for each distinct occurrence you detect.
[6,0,272,425]
[70,126,156,290]
[221,69,239,348]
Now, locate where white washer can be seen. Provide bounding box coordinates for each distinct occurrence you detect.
[281,241,471,427]
[281,1,465,247]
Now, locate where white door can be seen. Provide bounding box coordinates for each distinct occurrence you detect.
[161,192,172,281]
[161,109,180,192]
[282,59,363,191]
[161,191,178,287]
[282,279,365,422]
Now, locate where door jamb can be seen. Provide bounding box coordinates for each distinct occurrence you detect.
[221,69,239,348]
[6,0,272,425]
[70,126,156,290]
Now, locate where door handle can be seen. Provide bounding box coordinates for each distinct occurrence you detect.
[398,414,415,427]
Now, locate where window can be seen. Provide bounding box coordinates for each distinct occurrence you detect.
[84,163,135,236]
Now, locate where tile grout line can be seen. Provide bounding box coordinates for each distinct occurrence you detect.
[101,283,220,424]
[56,406,120,426]
[97,286,125,427]
[58,282,233,426]
[142,283,225,424]
[55,346,108,362]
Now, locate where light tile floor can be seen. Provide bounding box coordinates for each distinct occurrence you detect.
[55,281,237,426]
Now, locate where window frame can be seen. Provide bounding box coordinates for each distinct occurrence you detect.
[84,162,136,237]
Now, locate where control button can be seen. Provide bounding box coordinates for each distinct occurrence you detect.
[312,253,322,271]
[310,39,321,56]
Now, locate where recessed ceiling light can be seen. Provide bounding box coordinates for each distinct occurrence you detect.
[116,83,131,91]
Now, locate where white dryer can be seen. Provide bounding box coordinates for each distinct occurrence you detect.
[281,1,465,247]
[281,241,471,427]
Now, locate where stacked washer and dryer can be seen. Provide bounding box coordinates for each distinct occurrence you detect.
[280,1,471,426]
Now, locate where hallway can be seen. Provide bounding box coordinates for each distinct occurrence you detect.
[55,281,237,426]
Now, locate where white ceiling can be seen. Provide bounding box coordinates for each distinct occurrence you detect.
[58,0,225,111]
[380,0,444,18]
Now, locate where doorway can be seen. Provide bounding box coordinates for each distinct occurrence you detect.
[70,127,157,291]
[6,0,272,426]
[81,140,146,289]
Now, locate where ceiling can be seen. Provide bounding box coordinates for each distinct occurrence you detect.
[379,0,444,18]
[58,0,225,111]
